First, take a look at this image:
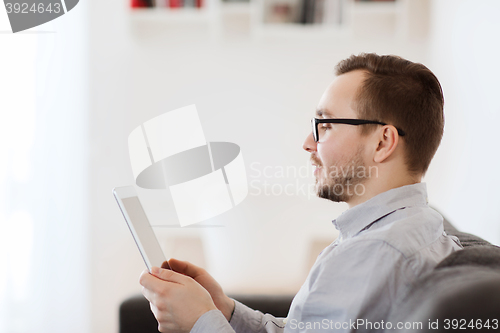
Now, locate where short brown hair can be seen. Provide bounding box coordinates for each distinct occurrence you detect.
[335,53,444,175]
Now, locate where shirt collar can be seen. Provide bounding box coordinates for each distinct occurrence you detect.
[332,183,429,240]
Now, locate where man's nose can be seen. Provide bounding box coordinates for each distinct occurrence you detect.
[303,132,317,153]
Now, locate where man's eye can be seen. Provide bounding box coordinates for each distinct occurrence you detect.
[320,124,332,130]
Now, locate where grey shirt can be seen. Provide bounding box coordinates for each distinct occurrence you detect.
[191,183,463,333]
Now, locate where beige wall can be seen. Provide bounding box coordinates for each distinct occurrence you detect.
[87,0,500,332]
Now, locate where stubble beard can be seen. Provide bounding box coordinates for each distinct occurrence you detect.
[315,148,367,203]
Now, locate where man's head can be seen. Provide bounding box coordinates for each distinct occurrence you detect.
[303,53,444,206]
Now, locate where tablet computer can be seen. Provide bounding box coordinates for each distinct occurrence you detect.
[113,186,167,272]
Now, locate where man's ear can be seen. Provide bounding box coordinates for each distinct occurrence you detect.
[373,126,399,163]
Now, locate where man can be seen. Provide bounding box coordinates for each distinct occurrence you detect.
[140,53,462,332]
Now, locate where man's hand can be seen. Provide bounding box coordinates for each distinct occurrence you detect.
[140,266,217,333]
[165,259,235,321]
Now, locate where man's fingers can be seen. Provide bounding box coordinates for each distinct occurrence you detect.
[140,270,161,293]
[139,269,152,289]
[139,268,182,297]
[167,258,187,273]
[161,260,171,270]
[151,266,188,285]
[142,285,153,302]
[140,268,189,307]
[168,258,206,279]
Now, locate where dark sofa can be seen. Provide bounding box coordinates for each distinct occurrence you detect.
[119,219,500,333]
[385,220,500,332]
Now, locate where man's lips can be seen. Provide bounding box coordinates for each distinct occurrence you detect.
[311,158,322,176]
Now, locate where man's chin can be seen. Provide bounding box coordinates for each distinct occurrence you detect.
[316,182,352,203]
[314,179,325,193]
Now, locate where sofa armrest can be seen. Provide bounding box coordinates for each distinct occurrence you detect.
[119,294,294,333]
[119,295,159,333]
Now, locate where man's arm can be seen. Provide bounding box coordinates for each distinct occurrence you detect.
[191,300,286,333]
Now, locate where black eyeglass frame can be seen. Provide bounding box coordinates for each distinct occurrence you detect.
[311,118,406,142]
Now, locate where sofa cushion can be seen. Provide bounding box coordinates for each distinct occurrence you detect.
[436,246,500,269]
[442,218,490,247]
[386,266,500,332]
[452,231,492,248]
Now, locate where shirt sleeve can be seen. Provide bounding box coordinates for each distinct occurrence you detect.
[230,300,286,333]
[191,309,234,333]
[190,300,286,333]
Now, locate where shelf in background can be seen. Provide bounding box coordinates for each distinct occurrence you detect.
[129,7,212,23]
[350,0,400,15]
[254,22,349,40]
[220,1,253,14]
[127,0,423,42]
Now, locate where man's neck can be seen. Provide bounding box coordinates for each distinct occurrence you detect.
[346,174,422,208]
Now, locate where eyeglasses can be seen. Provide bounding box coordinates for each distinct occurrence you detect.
[311,118,406,142]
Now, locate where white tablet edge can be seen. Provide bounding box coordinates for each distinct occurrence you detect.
[113,186,166,272]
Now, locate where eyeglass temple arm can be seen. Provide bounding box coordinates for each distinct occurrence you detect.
[313,118,406,136]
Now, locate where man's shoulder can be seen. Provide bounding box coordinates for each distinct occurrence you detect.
[351,205,445,258]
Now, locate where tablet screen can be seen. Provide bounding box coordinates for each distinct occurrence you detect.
[121,196,166,270]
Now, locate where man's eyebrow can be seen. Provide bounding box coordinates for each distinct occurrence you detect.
[315,108,335,118]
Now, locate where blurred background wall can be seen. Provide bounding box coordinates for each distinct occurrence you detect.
[1,0,499,332]
[0,3,90,333]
